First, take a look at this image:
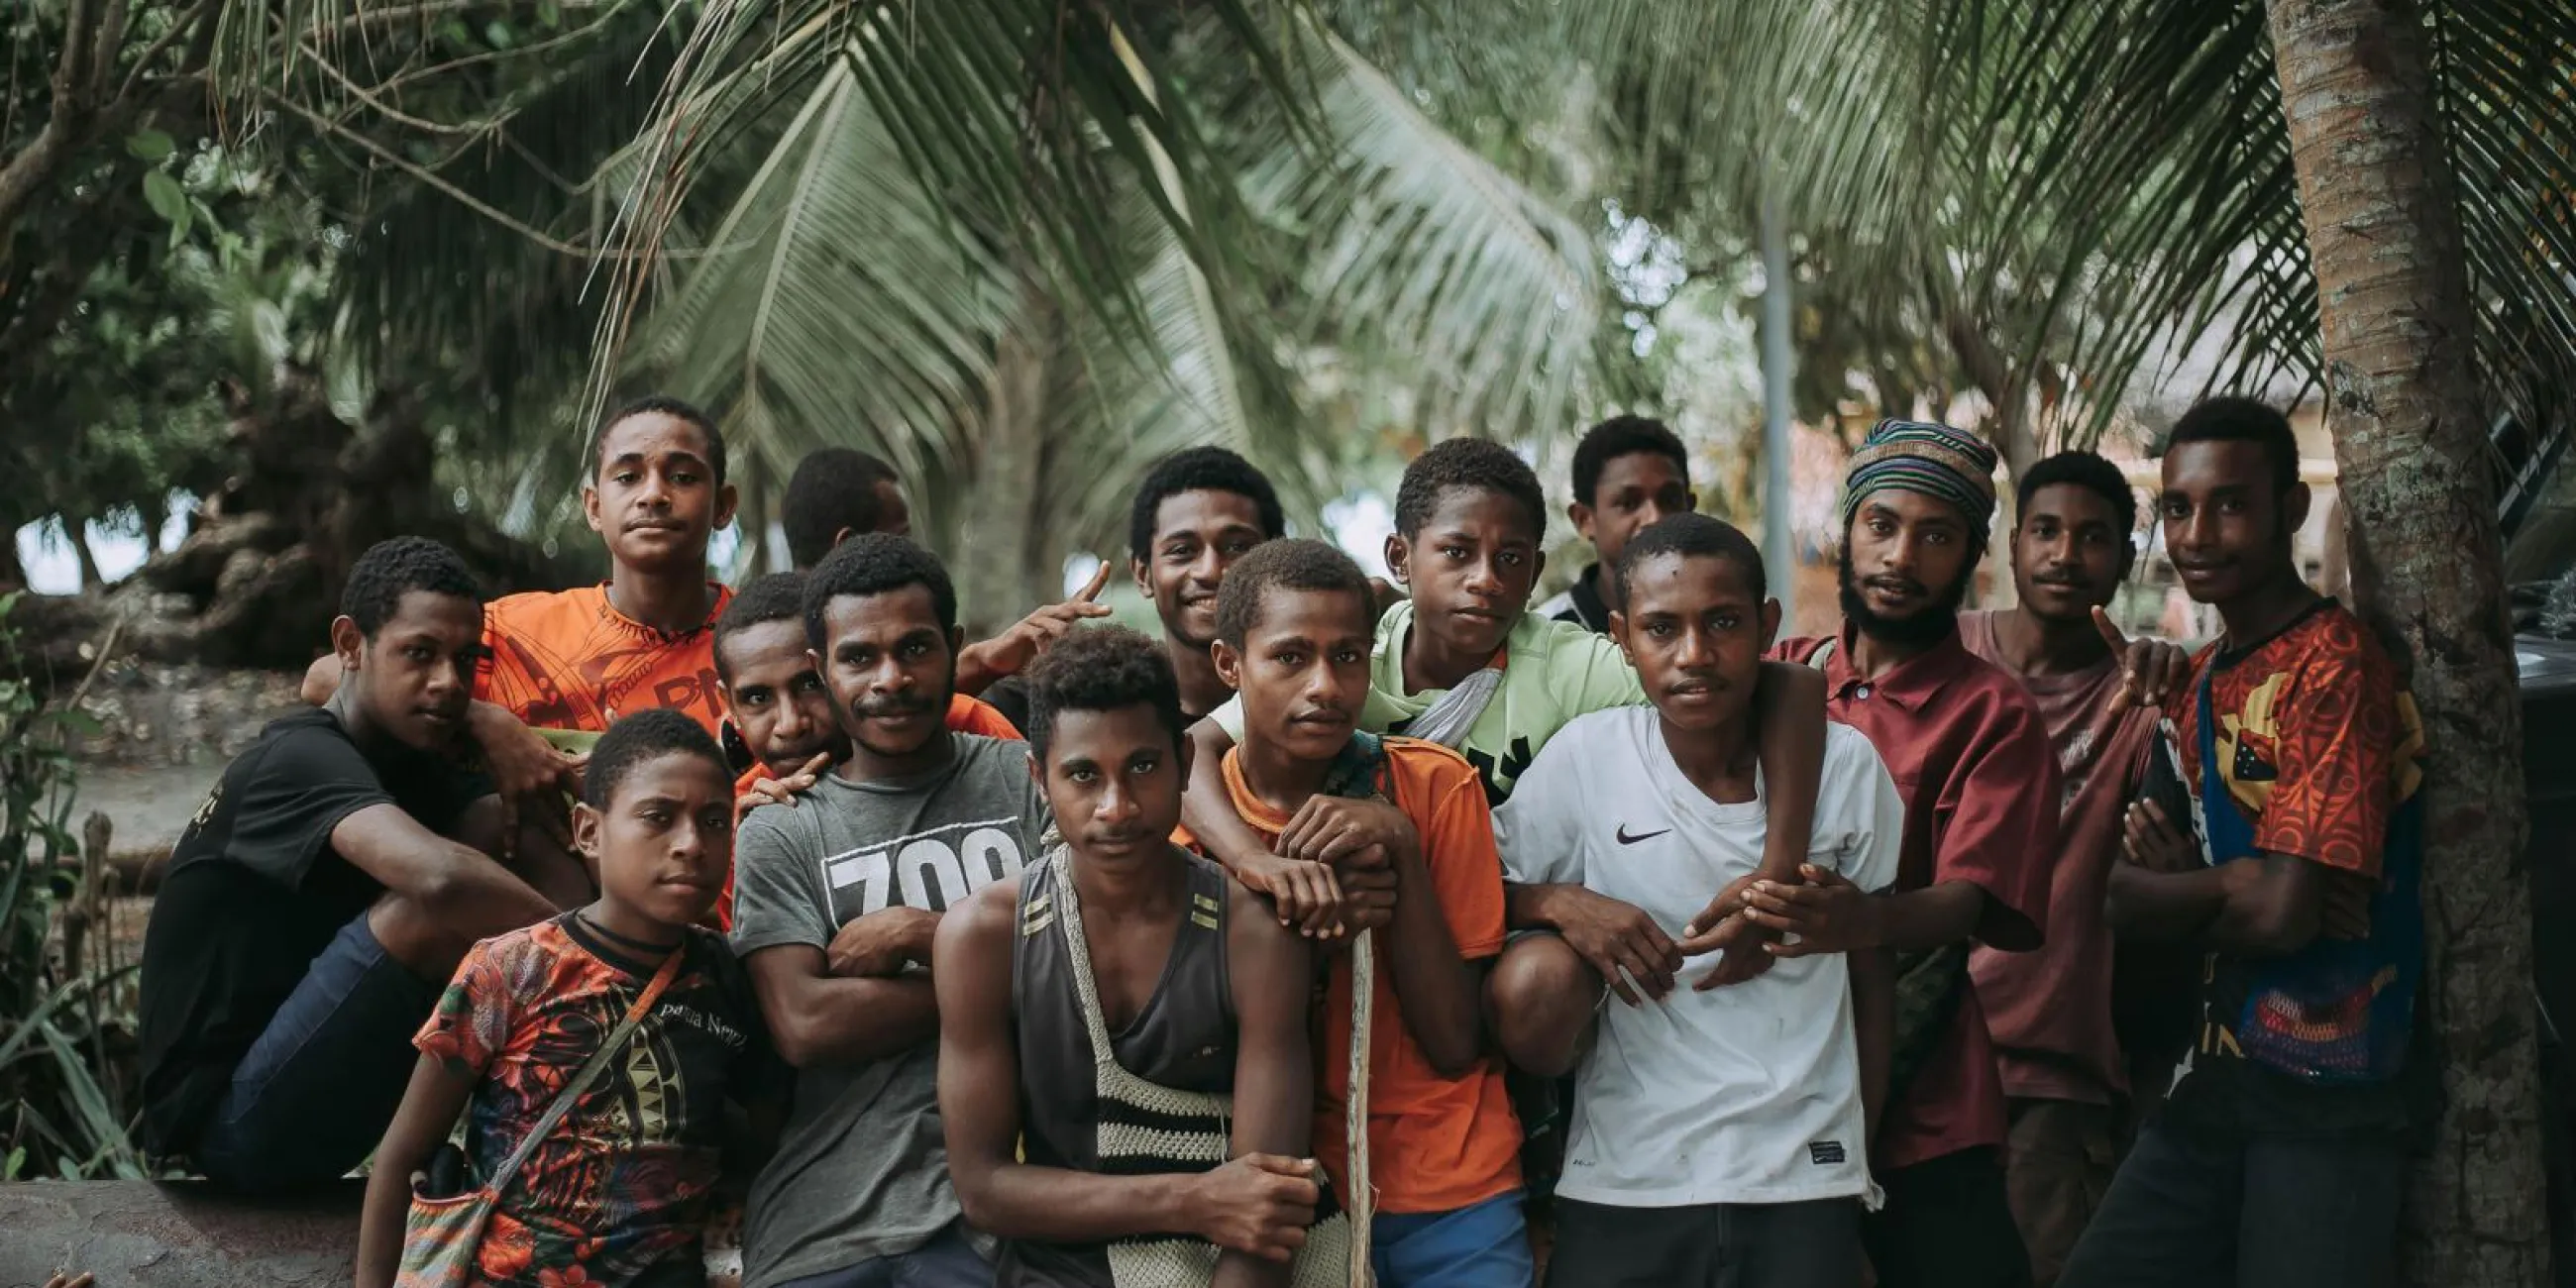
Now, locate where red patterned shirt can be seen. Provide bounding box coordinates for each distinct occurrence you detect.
[416,915,780,1288]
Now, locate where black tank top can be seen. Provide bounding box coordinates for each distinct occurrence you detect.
[998,846,1236,1287]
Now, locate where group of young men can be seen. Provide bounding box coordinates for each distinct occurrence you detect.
[132,390,2425,1288]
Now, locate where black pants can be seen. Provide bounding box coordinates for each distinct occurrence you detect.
[1864,1147,2032,1288]
[1547,1195,1865,1288]
[2056,1118,2403,1288]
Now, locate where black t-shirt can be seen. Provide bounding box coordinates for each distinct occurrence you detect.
[982,676,1034,738]
[137,708,481,1159]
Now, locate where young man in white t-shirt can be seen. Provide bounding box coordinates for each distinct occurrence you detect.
[1495,514,1903,1287]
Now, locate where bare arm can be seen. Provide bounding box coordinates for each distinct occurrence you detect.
[1742,870,1988,956]
[1849,947,1894,1142]
[1216,880,1323,1288]
[939,882,1237,1245]
[1751,661,1826,884]
[1378,837,1486,1079]
[356,1055,474,1288]
[333,804,560,936]
[1504,881,1681,1005]
[745,942,940,1069]
[1182,718,1347,937]
[2108,856,2328,958]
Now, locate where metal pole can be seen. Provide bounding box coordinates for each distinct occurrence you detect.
[1760,181,1797,622]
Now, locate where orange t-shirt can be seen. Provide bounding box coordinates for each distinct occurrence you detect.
[478,584,735,736]
[712,695,1023,930]
[1214,738,1520,1215]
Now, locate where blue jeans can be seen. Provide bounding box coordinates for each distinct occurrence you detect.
[773,1226,996,1288]
[194,912,439,1194]
[2057,1119,2404,1288]
[1372,1189,1535,1288]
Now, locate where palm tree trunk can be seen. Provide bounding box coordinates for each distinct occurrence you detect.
[2265,3,2544,1284]
[957,279,1051,639]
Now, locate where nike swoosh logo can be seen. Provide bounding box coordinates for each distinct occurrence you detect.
[1615,824,1670,845]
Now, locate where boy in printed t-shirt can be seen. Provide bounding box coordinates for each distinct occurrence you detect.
[2061,398,2424,1288]
[1184,539,1530,1285]
[1497,515,1904,1288]
[356,709,783,1288]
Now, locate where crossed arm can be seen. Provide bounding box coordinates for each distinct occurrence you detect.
[935,879,1321,1285]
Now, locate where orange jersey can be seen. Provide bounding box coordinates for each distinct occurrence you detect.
[478,584,734,736]
[1209,738,1521,1215]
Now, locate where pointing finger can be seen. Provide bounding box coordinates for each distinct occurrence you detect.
[1076,560,1114,602]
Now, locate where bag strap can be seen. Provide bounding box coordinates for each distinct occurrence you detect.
[484,940,685,1194]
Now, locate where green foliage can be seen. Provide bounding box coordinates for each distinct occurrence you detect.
[0,595,144,1181]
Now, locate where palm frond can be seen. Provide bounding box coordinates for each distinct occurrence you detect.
[633,49,1012,486]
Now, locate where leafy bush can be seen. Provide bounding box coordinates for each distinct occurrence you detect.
[0,592,144,1180]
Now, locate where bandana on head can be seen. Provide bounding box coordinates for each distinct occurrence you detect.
[1840,418,2001,542]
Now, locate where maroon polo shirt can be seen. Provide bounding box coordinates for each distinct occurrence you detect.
[1959,610,2160,1109]
[1773,622,2059,1171]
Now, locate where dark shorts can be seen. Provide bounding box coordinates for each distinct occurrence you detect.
[1865,1147,2033,1288]
[194,912,440,1194]
[774,1226,996,1288]
[1546,1195,1865,1288]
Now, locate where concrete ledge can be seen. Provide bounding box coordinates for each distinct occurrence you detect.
[0,1181,361,1287]
[0,1182,741,1287]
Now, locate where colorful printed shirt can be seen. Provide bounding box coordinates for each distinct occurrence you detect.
[416,915,781,1288]
[479,584,735,736]
[2160,600,2424,1123]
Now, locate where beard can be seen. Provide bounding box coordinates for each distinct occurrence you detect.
[1838,545,1975,649]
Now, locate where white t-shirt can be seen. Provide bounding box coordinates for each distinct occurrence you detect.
[1494,708,1905,1208]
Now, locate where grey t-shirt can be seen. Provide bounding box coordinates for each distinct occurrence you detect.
[731,733,1052,1286]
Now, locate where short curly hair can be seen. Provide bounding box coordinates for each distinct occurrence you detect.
[596,394,725,485]
[583,707,730,811]
[2018,450,2139,549]
[801,533,957,648]
[1393,438,1547,542]
[1214,538,1374,649]
[1614,513,1766,607]
[1128,447,1286,560]
[2164,396,2298,497]
[713,572,807,683]
[341,536,483,638]
[1020,626,1185,766]
[783,447,903,570]
[1571,415,1688,506]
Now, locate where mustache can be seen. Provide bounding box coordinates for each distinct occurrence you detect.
[852,695,938,719]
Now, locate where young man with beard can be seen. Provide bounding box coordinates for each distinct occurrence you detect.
[780,445,1113,713]
[729,534,1054,1287]
[1735,419,2059,1288]
[1497,515,1904,1288]
[140,537,586,1192]
[1537,416,1696,634]
[1189,539,1530,1286]
[1954,451,2184,1286]
[936,627,1336,1288]
[2058,399,2424,1288]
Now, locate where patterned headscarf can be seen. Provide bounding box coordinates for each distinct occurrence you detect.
[1840,418,2001,543]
